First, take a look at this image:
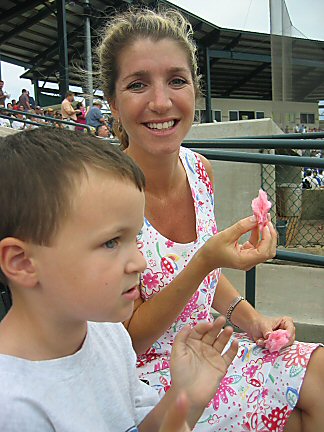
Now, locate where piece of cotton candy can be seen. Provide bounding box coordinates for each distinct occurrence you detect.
[251,189,272,232]
[265,329,290,353]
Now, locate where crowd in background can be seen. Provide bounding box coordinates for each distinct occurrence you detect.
[0,81,114,139]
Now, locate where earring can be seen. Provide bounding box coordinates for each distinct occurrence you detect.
[116,118,123,133]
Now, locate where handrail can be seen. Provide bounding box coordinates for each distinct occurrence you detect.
[183,138,324,149]
[206,131,324,140]
[275,250,324,266]
[245,251,324,307]
[192,149,324,168]
[0,107,92,133]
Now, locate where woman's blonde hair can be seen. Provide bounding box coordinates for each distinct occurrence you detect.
[97,8,201,149]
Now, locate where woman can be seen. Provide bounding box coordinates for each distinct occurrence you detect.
[75,102,87,132]
[97,9,323,431]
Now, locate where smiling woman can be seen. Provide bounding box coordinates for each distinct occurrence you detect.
[97,8,324,432]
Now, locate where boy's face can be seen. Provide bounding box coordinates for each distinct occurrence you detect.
[30,170,146,324]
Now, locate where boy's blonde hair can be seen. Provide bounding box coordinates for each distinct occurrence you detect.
[0,128,145,284]
[97,8,201,149]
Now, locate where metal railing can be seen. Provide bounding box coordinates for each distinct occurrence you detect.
[0,107,92,133]
[185,134,324,307]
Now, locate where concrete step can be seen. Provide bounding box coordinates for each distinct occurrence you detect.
[222,263,324,344]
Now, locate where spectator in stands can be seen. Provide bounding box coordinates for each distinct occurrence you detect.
[6,103,13,111]
[75,102,87,132]
[0,80,9,107]
[318,169,324,186]
[27,110,40,130]
[0,81,5,107]
[54,110,65,129]
[302,168,319,189]
[86,100,107,129]
[95,124,111,139]
[61,91,80,130]
[45,107,55,126]
[312,170,322,187]
[29,93,36,109]
[0,110,11,127]
[11,111,26,130]
[11,99,19,110]
[0,80,10,106]
[33,106,47,125]
[18,89,31,111]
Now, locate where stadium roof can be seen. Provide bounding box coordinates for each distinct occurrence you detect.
[1,0,324,102]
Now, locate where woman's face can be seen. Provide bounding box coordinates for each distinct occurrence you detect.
[110,38,195,156]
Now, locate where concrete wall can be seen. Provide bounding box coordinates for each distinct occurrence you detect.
[194,97,319,131]
[185,119,281,230]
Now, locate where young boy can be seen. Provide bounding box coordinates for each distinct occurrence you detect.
[0,129,237,431]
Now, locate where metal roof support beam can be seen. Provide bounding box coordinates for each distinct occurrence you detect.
[84,0,93,107]
[204,47,212,123]
[209,50,272,63]
[20,24,84,78]
[200,29,220,48]
[0,0,44,25]
[56,0,69,99]
[0,54,32,69]
[222,62,270,97]
[33,77,40,106]
[0,5,54,45]
[296,75,324,101]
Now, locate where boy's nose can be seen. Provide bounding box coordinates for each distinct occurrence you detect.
[126,248,147,274]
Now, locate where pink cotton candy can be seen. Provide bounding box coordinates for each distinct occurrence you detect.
[251,189,272,232]
[265,329,290,353]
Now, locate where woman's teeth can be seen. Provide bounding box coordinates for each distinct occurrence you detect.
[146,120,175,130]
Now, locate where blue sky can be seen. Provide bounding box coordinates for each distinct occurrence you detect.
[1,0,323,112]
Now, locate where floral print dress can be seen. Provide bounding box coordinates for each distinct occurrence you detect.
[136,146,320,431]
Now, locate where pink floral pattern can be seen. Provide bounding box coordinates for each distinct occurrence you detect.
[211,376,237,410]
[135,147,320,431]
[281,343,315,368]
[242,359,262,380]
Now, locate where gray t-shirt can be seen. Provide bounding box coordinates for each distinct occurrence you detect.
[0,322,159,431]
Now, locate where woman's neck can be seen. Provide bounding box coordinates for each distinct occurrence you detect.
[126,145,183,198]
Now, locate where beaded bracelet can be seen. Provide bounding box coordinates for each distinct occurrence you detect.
[226,296,245,327]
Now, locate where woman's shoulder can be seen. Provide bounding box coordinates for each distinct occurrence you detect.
[180,146,214,183]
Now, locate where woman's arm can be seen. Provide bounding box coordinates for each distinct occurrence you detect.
[211,273,261,328]
[125,215,276,354]
[124,251,212,354]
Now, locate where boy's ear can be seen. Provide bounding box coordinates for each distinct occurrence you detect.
[0,238,38,288]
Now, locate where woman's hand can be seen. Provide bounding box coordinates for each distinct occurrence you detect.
[247,313,296,349]
[196,216,277,273]
[170,316,238,411]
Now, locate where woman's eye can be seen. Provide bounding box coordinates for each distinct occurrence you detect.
[103,239,118,249]
[127,82,145,91]
[170,78,187,87]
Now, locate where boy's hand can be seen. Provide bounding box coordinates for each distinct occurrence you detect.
[159,393,191,432]
[170,316,238,411]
